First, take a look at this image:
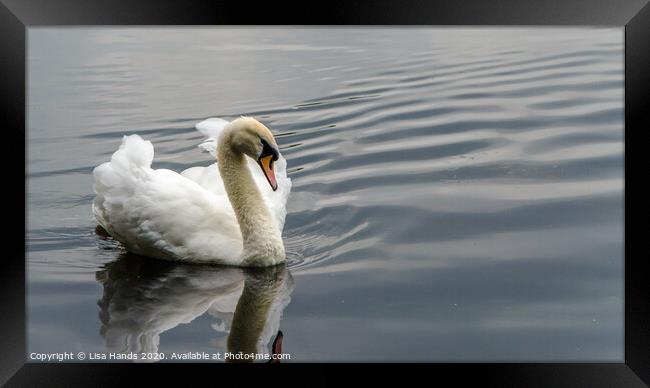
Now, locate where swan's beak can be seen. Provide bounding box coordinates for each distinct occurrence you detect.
[258,155,278,191]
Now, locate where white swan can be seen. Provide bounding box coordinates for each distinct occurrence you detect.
[92,116,292,266]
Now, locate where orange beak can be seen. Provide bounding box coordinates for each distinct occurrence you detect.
[258,154,278,191]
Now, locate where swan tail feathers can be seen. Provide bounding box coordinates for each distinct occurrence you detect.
[92,135,155,232]
[112,134,154,171]
[93,134,154,186]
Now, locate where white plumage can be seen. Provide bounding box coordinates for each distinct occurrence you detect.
[92,117,292,266]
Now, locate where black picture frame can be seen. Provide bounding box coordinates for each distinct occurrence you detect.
[2,0,648,386]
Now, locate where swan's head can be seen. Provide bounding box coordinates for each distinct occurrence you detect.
[226,117,280,191]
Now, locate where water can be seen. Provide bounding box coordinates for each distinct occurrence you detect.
[27,27,624,361]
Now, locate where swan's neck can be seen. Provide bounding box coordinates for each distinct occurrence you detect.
[217,136,284,265]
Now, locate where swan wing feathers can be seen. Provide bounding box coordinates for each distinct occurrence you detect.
[195,117,230,158]
[93,135,243,264]
[187,117,292,231]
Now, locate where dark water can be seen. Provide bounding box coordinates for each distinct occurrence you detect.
[27,27,624,361]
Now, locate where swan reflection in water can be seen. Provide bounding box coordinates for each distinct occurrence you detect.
[95,254,294,362]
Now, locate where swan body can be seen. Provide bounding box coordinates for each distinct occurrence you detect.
[92,117,291,266]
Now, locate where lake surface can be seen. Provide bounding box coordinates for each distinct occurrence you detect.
[27,27,624,361]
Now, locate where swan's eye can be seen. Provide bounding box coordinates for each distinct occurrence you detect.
[260,138,279,161]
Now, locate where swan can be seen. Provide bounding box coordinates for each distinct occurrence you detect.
[92,116,292,266]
